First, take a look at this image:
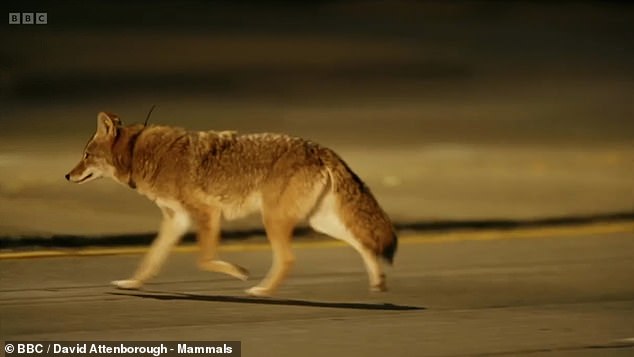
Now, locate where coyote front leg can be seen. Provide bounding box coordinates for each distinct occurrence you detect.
[112,204,190,289]
[195,207,249,280]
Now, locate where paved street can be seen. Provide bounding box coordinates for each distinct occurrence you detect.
[1,227,633,356]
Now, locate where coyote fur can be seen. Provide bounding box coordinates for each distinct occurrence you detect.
[65,112,398,297]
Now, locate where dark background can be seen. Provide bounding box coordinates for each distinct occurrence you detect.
[0,1,632,236]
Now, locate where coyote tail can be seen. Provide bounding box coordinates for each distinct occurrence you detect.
[320,149,398,264]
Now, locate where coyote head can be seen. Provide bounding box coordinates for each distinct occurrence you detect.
[65,112,122,184]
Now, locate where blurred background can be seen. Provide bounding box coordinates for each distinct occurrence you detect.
[0,1,632,237]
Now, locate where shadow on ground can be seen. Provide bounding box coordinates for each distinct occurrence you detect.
[109,291,424,311]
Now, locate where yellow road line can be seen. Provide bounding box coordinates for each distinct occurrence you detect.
[402,221,634,245]
[0,221,632,260]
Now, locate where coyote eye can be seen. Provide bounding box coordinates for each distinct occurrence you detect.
[83,152,90,159]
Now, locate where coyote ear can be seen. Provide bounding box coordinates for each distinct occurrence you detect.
[96,112,121,137]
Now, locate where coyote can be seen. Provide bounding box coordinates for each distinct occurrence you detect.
[65,112,397,297]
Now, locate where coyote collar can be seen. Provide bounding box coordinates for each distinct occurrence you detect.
[125,128,144,190]
[126,105,156,189]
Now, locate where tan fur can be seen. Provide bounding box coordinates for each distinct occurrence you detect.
[66,112,397,296]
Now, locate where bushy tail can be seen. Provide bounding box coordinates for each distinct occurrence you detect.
[321,149,398,264]
[382,231,398,265]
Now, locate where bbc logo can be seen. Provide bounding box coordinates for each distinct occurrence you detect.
[9,12,47,24]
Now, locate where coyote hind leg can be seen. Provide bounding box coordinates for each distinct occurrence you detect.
[246,214,296,297]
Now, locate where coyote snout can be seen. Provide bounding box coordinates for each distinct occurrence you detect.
[65,163,98,184]
[67,111,398,297]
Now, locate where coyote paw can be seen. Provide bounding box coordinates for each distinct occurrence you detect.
[111,279,143,290]
[245,286,272,297]
[370,284,388,292]
[198,260,249,281]
[370,276,387,292]
[233,265,250,281]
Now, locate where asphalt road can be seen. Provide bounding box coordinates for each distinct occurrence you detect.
[1,227,634,356]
